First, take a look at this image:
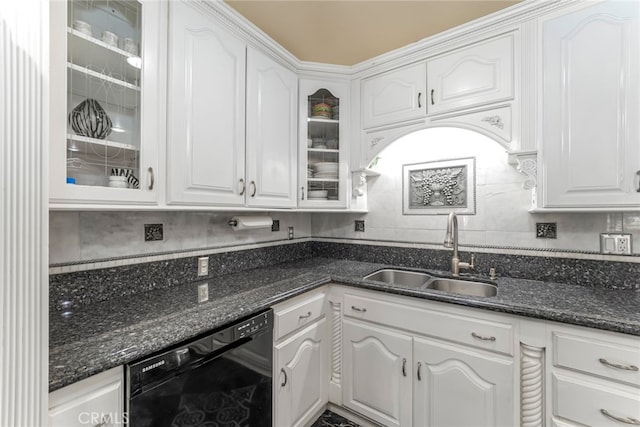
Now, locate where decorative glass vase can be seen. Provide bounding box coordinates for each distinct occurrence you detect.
[68,98,112,139]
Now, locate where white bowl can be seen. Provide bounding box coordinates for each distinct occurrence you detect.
[314,162,338,172]
[73,20,92,37]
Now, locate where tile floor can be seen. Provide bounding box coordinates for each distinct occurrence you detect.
[311,410,360,427]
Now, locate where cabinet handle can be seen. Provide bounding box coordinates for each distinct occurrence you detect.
[402,358,407,377]
[471,332,496,341]
[250,181,256,197]
[238,178,246,195]
[599,358,639,371]
[351,305,367,313]
[301,186,305,200]
[299,311,312,319]
[94,415,111,427]
[147,167,154,190]
[418,92,422,108]
[417,361,422,381]
[636,170,640,192]
[280,368,287,387]
[600,409,640,425]
[430,89,435,105]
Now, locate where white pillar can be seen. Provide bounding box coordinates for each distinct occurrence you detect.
[0,0,49,425]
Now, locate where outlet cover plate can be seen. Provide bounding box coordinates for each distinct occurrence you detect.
[144,224,163,241]
[600,233,632,255]
[197,257,209,276]
[197,283,209,303]
[355,220,365,232]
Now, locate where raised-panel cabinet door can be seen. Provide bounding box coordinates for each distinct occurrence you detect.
[541,0,640,208]
[362,62,427,129]
[413,336,515,427]
[342,319,412,427]
[166,1,246,205]
[49,366,124,427]
[274,318,328,427]
[426,34,514,116]
[246,48,298,208]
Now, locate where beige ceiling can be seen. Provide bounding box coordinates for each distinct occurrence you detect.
[225,1,520,66]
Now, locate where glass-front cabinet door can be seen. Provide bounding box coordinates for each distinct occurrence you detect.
[49,0,163,206]
[299,79,349,208]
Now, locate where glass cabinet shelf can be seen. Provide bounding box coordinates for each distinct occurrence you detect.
[67,64,140,108]
[67,27,140,85]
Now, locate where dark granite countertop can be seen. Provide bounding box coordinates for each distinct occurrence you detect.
[49,257,640,392]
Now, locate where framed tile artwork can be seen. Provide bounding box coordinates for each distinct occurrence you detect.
[402,157,476,215]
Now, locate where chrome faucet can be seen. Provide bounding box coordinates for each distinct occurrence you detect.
[444,212,475,276]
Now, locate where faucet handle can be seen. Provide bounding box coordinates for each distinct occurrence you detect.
[469,254,475,269]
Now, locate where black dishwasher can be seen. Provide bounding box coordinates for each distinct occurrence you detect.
[126,310,273,427]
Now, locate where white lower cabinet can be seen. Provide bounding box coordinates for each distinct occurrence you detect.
[272,289,328,427]
[341,288,515,427]
[342,319,413,427]
[414,336,514,427]
[549,324,640,426]
[274,318,328,427]
[48,366,124,427]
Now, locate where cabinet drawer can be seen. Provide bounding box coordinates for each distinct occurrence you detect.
[274,291,325,340]
[553,372,640,427]
[49,366,123,427]
[553,331,640,387]
[344,293,514,355]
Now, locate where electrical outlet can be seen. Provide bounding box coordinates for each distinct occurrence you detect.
[197,257,209,276]
[144,224,163,241]
[288,226,294,240]
[197,283,209,303]
[271,220,280,232]
[600,233,632,254]
[355,220,365,232]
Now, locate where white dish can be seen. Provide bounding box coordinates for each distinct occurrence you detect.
[314,162,339,173]
[101,31,118,47]
[313,173,338,179]
[308,190,328,198]
[73,20,92,37]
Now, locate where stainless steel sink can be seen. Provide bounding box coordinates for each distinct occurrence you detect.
[363,269,431,288]
[425,278,497,297]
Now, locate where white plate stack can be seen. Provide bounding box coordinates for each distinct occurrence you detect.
[314,162,338,179]
[308,190,329,200]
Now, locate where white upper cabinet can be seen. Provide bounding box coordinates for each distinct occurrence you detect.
[426,34,514,116]
[299,79,350,208]
[166,1,246,206]
[540,0,640,209]
[49,0,164,206]
[246,47,298,208]
[166,3,297,208]
[361,62,427,130]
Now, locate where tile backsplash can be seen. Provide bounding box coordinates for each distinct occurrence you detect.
[49,129,640,268]
[49,211,312,265]
[312,127,640,256]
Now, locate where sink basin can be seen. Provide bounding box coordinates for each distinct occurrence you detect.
[364,269,431,288]
[425,278,497,297]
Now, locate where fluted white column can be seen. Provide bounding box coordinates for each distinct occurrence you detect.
[520,343,545,427]
[1,1,49,426]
